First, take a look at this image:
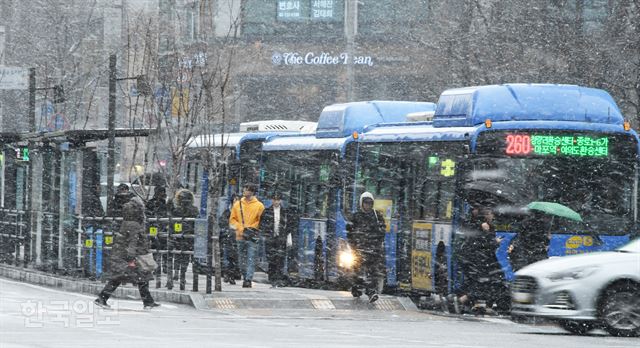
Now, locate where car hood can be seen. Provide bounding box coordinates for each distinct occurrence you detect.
[516,251,640,276]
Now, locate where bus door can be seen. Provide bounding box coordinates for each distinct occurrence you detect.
[406,142,463,294]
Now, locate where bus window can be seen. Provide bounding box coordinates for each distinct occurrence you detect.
[407,142,464,222]
[261,150,338,219]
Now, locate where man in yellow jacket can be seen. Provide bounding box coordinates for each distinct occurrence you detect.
[229,184,265,288]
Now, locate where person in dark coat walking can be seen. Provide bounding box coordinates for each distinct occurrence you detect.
[260,193,291,287]
[347,192,386,303]
[94,197,160,309]
[146,187,169,274]
[459,207,509,314]
[219,194,240,284]
[171,189,199,290]
[509,211,552,271]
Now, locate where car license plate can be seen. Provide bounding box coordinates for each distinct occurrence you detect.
[512,292,533,304]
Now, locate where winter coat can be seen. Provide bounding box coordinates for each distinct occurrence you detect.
[229,196,265,241]
[348,210,386,262]
[347,192,386,267]
[146,196,168,217]
[109,198,153,283]
[110,192,133,217]
[171,189,199,251]
[459,222,503,283]
[261,205,290,248]
[510,216,550,271]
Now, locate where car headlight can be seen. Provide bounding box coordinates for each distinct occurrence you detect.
[546,266,600,282]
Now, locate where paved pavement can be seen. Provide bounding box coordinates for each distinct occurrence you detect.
[3,277,638,348]
[0,264,415,312]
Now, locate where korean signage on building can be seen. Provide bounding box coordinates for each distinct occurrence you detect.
[0,66,28,90]
[272,51,374,67]
[277,0,339,20]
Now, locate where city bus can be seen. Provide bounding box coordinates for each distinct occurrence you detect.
[345,84,639,297]
[259,101,437,284]
[185,120,317,216]
[261,84,639,299]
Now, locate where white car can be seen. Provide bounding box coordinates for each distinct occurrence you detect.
[511,238,640,337]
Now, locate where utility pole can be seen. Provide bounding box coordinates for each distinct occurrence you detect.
[106,54,116,216]
[28,68,35,132]
[344,0,358,102]
[0,25,5,130]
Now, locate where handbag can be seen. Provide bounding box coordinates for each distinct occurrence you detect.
[239,201,260,243]
[136,253,158,272]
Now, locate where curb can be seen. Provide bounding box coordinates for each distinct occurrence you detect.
[0,264,419,312]
[0,265,200,308]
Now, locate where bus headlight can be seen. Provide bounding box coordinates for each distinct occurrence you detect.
[338,249,356,269]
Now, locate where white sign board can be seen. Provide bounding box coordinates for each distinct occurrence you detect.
[0,66,28,90]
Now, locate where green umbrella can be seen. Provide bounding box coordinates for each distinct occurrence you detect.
[526,201,583,222]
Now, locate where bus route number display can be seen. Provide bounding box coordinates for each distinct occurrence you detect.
[505,133,609,157]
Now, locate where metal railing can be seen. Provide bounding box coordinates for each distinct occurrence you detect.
[78,216,220,293]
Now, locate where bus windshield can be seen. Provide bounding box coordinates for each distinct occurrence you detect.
[472,131,638,234]
[261,150,339,219]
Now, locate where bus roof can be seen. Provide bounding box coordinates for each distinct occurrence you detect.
[316,101,437,138]
[187,132,277,149]
[433,84,624,127]
[262,134,352,152]
[359,124,476,142]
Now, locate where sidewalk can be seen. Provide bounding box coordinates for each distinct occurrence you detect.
[0,264,417,312]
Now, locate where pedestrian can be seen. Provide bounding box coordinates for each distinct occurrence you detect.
[94,196,160,309]
[509,211,552,272]
[219,194,241,284]
[171,189,199,290]
[110,183,133,217]
[260,192,290,287]
[146,186,169,274]
[459,207,509,314]
[347,192,386,303]
[229,183,265,288]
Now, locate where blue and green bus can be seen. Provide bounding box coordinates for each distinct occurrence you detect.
[260,84,639,296]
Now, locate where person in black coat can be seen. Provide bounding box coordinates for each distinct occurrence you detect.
[459,207,509,314]
[260,193,291,287]
[219,194,240,284]
[171,189,199,290]
[146,186,169,273]
[110,183,133,217]
[510,212,552,272]
[347,192,386,303]
[95,197,159,309]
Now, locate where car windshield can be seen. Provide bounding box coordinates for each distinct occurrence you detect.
[617,238,640,253]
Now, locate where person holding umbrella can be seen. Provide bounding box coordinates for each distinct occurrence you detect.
[510,201,584,271]
[509,211,553,272]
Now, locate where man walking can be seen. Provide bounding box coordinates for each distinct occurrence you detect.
[229,184,265,288]
[261,193,290,287]
[347,192,386,303]
[95,197,160,309]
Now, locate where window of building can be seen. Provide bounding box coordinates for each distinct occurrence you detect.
[184,1,199,41]
[582,0,609,32]
[357,0,430,36]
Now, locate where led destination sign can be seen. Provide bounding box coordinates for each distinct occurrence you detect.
[505,133,609,157]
